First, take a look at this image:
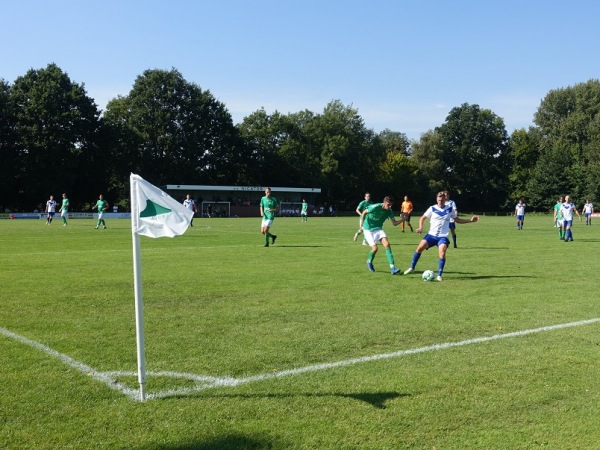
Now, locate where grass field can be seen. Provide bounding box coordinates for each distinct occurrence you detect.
[1,214,599,449]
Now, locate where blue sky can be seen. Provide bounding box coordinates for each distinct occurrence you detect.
[3,0,599,140]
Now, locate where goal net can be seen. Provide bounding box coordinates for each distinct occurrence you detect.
[201,201,230,218]
[279,202,305,217]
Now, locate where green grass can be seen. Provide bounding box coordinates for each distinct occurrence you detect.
[1,215,599,449]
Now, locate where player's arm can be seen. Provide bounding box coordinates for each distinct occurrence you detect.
[416,214,428,234]
[359,209,368,231]
[455,216,479,224]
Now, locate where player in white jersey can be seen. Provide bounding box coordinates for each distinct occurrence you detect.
[45,195,57,224]
[515,199,526,230]
[182,194,197,227]
[561,195,581,242]
[404,192,479,281]
[445,191,458,247]
[582,199,594,225]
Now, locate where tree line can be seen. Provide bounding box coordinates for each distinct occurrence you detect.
[1,64,599,213]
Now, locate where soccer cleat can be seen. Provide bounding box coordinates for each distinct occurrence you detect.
[271,235,277,245]
[362,241,368,246]
[264,243,269,247]
[403,268,414,275]
[367,261,375,272]
[391,267,401,275]
[95,226,99,229]
[436,275,443,282]
[103,226,107,229]
[353,232,358,242]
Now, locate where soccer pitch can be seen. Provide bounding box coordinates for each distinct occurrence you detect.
[1,215,599,448]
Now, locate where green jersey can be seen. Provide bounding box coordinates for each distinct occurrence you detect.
[260,196,279,220]
[554,202,564,220]
[363,203,394,231]
[301,201,308,214]
[61,198,69,212]
[96,199,109,212]
[356,199,372,214]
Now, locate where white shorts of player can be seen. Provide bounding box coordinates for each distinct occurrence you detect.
[98,212,105,219]
[363,229,387,246]
[556,219,564,227]
[261,218,273,228]
[61,211,68,218]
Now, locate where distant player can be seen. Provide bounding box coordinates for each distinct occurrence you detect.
[301,199,308,222]
[444,191,458,248]
[582,199,594,225]
[92,194,109,229]
[553,196,565,240]
[515,199,526,230]
[260,187,279,247]
[561,195,581,242]
[59,193,69,226]
[182,194,197,227]
[400,195,414,232]
[404,192,479,281]
[359,196,403,275]
[45,195,56,224]
[353,192,372,245]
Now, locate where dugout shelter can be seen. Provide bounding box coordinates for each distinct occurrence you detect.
[163,184,321,218]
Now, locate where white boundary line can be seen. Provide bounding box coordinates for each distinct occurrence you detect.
[2,318,599,402]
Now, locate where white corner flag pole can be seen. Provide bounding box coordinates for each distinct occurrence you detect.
[130,175,147,401]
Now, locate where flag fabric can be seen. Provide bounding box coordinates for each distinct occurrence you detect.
[130,174,194,238]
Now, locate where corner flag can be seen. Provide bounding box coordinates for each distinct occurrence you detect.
[129,173,194,401]
[131,174,193,238]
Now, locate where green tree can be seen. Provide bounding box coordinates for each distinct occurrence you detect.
[526,143,575,210]
[436,103,511,210]
[507,128,540,206]
[410,129,445,203]
[0,79,19,211]
[10,64,102,209]
[310,100,384,207]
[533,79,600,203]
[104,68,244,190]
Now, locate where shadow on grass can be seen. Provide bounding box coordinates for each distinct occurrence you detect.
[139,434,275,450]
[447,271,533,280]
[173,391,408,409]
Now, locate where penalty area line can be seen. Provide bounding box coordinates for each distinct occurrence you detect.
[2,318,599,402]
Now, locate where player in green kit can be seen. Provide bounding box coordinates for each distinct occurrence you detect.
[59,193,70,226]
[353,192,372,244]
[92,194,109,229]
[301,199,308,222]
[553,196,565,239]
[359,196,403,275]
[260,187,279,247]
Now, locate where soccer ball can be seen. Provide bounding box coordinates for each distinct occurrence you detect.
[422,270,435,281]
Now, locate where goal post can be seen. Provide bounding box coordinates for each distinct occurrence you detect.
[279,202,305,217]
[201,201,230,218]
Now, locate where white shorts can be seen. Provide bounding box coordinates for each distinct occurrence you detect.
[556,219,564,227]
[363,229,387,246]
[261,219,273,228]
[61,211,69,218]
[98,212,105,219]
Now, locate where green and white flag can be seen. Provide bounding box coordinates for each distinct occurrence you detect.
[130,173,193,238]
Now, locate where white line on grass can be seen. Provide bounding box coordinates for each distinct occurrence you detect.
[2,317,599,402]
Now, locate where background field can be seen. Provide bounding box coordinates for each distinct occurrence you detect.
[1,215,599,449]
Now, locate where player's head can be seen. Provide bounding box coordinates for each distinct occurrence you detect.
[364,192,370,200]
[437,192,446,204]
[404,195,409,201]
[62,193,67,198]
[565,195,570,202]
[99,194,104,200]
[265,187,271,196]
[382,196,394,209]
